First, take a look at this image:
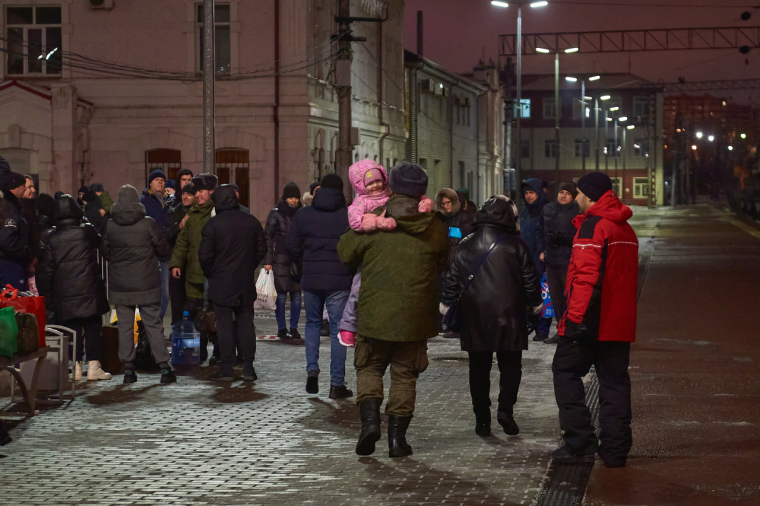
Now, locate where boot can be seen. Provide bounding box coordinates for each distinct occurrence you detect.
[388,414,413,458]
[497,412,520,436]
[355,398,382,456]
[86,361,112,381]
[0,421,11,446]
[74,361,83,381]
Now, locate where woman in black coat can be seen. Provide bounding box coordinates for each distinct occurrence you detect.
[441,196,542,438]
[83,188,107,237]
[35,193,58,324]
[263,182,302,339]
[38,196,111,381]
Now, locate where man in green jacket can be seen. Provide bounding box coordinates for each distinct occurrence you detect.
[337,162,448,459]
[170,173,217,361]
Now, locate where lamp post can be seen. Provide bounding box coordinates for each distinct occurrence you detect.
[567,75,600,175]
[614,117,628,184]
[598,95,611,172]
[492,0,548,195]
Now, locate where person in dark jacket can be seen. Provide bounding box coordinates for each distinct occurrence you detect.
[35,193,57,324]
[441,196,542,437]
[227,183,250,214]
[103,185,176,385]
[82,188,107,237]
[76,186,88,207]
[198,185,267,381]
[285,174,353,399]
[519,177,552,341]
[263,182,302,339]
[0,168,31,291]
[175,168,194,194]
[38,196,112,381]
[141,169,173,322]
[456,187,477,218]
[552,172,639,468]
[542,183,581,344]
[165,184,195,325]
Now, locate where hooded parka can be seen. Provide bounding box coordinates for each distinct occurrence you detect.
[38,197,110,321]
[518,178,548,270]
[436,188,474,268]
[263,189,302,293]
[103,186,171,306]
[442,197,542,352]
[83,189,108,237]
[198,186,267,306]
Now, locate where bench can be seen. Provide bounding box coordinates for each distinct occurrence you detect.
[0,347,51,417]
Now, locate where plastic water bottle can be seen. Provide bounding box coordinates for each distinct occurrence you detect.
[171,311,200,365]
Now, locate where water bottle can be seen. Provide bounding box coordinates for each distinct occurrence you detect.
[171,311,201,365]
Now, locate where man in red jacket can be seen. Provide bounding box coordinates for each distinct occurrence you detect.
[552,172,638,468]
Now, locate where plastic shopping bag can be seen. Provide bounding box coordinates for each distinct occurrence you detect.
[0,284,46,347]
[541,273,555,319]
[254,268,277,310]
[0,306,19,358]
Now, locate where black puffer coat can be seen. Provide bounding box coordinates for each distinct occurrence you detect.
[518,178,548,272]
[542,200,580,269]
[164,201,190,247]
[198,186,267,307]
[84,190,107,237]
[38,197,110,322]
[102,197,171,306]
[442,197,541,353]
[36,213,57,324]
[285,188,353,292]
[263,200,301,293]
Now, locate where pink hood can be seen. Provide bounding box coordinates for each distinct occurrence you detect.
[349,159,388,196]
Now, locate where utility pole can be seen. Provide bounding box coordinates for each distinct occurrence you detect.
[515,5,523,193]
[581,80,586,174]
[336,0,353,202]
[554,51,560,184]
[595,98,600,171]
[203,0,215,175]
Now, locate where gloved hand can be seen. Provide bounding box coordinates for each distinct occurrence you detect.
[439,302,450,316]
[564,320,594,344]
[360,213,379,232]
[418,196,435,213]
[375,210,397,231]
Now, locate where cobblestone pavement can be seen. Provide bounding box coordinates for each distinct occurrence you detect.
[1,307,561,505]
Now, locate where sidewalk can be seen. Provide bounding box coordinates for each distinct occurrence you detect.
[584,205,760,505]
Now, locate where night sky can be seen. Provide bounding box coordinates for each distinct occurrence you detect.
[404,0,759,102]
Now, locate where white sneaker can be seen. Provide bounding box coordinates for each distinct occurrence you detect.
[86,361,113,381]
[74,361,83,381]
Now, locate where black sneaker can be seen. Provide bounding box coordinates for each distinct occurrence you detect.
[442,330,460,339]
[306,372,319,394]
[160,368,177,384]
[544,333,562,344]
[552,442,598,461]
[328,385,353,399]
[242,367,258,382]
[475,423,491,437]
[123,369,137,384]
[289,328,302,340]
[212,371,236,382]
[533,333,549,342]
[277,328,293,339]
[497,412,520,435]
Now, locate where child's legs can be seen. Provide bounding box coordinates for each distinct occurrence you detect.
[340,268,362,333]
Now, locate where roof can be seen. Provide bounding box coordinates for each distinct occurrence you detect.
[404,50,486,93]
[520,73,658,92]
[0,80,94,106]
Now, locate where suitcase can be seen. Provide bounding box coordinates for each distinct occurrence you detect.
[100,325,124,374]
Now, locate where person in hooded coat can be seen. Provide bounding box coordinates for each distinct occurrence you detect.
[519,177,552,341]
[35,193,59,324]
[103,184,176,385]
[38,196,112,381]
[83,188,107,237]
[456,187,477,219]
[263,182,302,339]
[89,183,114,215]
[198,186,267,381]
[0,166,31,291]
[541,182,581,344]
[441,196,542,437]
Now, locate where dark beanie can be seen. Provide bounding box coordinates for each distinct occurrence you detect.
[227,183,240,193]
[37,193,57,218]
[577,172,613,202]
[389,161,428,198]
[320,174,343,192]
[89,183,104,193]
[559,182,578,199]
[77,186,88,195]
[282,182,301,200]
[165,180,176,190]
[4,171,26,191]
[309,181,320,195]
[181,183,195,196]
[148,169,167,186]
[191,173,218,193]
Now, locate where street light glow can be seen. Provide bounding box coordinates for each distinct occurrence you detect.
[530,1,549,7]
[536,47,551,53]
[728,146,734,151]
[564,47,579,53]
[588,75,601,81]
[565,76,578,82]
[600,95,611,100]
[627,125,635,130]
[741,133,747,139]
[696,132,703,139]
[618,116,628,122]
[609,107,619,112]
[708,135,715,142]
[583,95,592,100]
[491,1,509,7]
[692,145,698,150]
[606,118,613,122]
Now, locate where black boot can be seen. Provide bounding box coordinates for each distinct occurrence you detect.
[356,398,382,456]
[0,421,12,446]
[388,415,413,458]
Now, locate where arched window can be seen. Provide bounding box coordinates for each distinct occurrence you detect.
[216,148,250,207]
[145,149,181,187]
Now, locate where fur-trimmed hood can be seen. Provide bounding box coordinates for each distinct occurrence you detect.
[435,188,461,216]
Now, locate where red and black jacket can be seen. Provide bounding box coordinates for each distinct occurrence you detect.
[558,191,638,343]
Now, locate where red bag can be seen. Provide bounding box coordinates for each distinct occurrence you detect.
[0,285,46,347]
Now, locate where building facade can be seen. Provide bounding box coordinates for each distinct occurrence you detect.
[0,0,406,218]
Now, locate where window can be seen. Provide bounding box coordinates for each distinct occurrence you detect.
[459,161,465,188]
[197,3,231,75]
[574,139,590,158]
[520,140,530,159]
[633,177,649,199]
[633,138,649,157]
[610,177,622,196]
[145,149,182,187]
[545,140,557,158]
[216,149,250,206]
[606,138,621,158]
[6,6,62,75]
[633,97,650,120]
[543,98,561,119]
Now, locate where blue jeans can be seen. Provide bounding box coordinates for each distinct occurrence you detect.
[275,291,301,330]
[304,289,349,387]
[158,260,171,322]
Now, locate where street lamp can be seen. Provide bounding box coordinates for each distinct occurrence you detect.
[566,75,600,174]
[728,145,734,151]
[696,131,703,139]
[692,145,698,150]
[741,133,747,139]
[708,135,715,142]
[492,0,549,197]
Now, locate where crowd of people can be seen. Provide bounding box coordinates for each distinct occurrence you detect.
[0,155,638,469]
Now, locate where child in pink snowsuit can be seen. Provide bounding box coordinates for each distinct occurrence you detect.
[339,160,434,347]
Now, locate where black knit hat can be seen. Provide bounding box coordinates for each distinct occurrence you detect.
[282,182,301,200]
[148,169,167,186]
[37,193,57,218]
[3,171,26,191]
[89,183,104,193]
[389,161,428,198]
[191,173,218,193]
[182,184,195,195]
[577,172,613,202]
[77,186,88,195]
[559,182,578,199]
[309,181,320,195]
[320,174,343,192]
